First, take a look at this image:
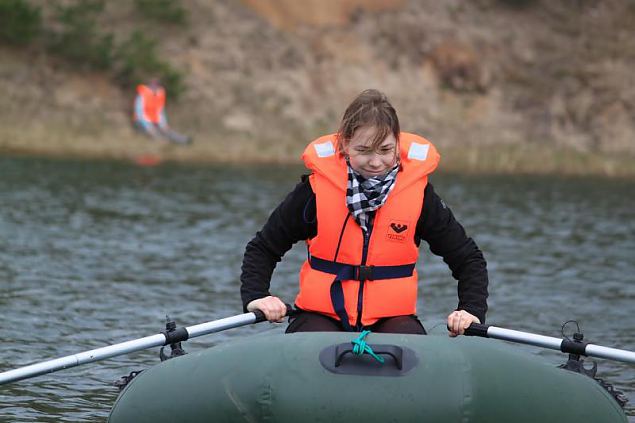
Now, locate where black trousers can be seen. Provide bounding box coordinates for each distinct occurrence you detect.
[286,310,426,335]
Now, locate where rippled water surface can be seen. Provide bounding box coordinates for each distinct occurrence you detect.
[0,157,633,421]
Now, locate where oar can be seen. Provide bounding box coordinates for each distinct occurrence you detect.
[464,323,635,364]
[0,307,289,385]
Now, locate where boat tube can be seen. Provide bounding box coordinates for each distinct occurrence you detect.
[109,332,627,422]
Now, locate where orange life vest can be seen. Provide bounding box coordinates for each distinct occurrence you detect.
[136,84,165,123]
[296,132,440,328]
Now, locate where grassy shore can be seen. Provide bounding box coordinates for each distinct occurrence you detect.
[1,125,633,179]
[440,144,635,178]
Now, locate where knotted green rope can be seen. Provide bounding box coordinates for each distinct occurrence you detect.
[351,330,384,364]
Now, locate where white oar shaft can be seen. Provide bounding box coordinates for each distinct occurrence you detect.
[483,325,635,364]
[0,334,167,385]
[186,312,260,338]
[585,344,635,364]
[487,327,563,349]
[0,311,262,385]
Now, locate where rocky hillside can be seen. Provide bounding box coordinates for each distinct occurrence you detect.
[1,0,634,174]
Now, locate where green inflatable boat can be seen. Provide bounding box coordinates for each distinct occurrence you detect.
[109,332,627,422]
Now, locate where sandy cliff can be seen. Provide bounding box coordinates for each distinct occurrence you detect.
[1,0,633,175]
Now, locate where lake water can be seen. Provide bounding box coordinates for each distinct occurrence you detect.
[0,156,633,421]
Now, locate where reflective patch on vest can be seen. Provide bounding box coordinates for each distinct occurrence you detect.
[408,142,429,161]
[386,219,411,243]
[314,141,335,158]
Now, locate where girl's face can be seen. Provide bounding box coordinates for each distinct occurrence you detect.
[344,126,398,178]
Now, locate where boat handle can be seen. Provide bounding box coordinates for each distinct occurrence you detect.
[334,344,404,370]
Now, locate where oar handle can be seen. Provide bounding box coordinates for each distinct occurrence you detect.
[251,304,296,323]
[463,323,635,364]
[446,323,490,338]
[464,323,489,338]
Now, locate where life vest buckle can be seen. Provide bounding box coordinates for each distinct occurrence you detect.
[356,265,374,281]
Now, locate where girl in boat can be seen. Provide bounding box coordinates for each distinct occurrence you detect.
[240,89,488,335]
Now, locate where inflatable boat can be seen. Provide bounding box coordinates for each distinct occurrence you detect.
[108,331,627,422]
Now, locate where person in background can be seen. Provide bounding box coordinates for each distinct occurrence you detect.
[240,89,488,336]
[133,78,191,145]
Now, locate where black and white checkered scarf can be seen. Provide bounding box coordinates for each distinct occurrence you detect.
[346,162,399,234]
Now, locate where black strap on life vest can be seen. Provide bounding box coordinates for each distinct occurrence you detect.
[309,256,416,331]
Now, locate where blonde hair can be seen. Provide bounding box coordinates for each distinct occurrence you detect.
[336,89,400,154]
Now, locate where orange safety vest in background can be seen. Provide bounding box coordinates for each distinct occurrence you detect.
[296,132,440,327]
[136,84,166,123]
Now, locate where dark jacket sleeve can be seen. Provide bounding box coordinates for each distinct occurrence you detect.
[416,183,489,323]
[240,177,317,311]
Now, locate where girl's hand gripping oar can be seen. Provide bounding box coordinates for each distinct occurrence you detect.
[0,305,294,385]
[463,323,635,364]
[246,295,288,322]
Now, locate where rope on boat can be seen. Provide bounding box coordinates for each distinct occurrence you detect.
[351,331,385,364]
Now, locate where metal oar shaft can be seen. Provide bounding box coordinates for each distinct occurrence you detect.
[0,310,265,385]
[486,326,564,350]
[584,344,635,364]
[186,311,263,338]
[0,334,167,385]
[467,324,635,364]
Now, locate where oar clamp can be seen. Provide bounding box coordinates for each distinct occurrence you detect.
[560,332,588,356]
[160,316,188,361]
[162,325,189,345]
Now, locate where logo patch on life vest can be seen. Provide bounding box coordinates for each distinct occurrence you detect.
[386,220,410,243]
[390,223,408,233]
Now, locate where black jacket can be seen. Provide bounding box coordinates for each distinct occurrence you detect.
[240,176,489,323]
